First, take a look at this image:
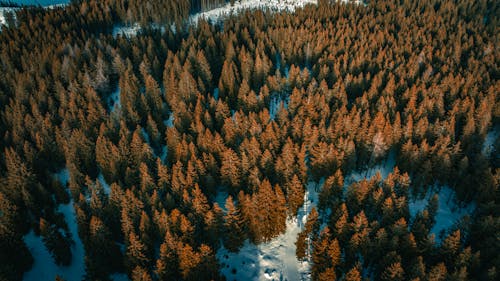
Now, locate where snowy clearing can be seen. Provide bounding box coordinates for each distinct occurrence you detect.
[408,185,475,243]
[23,169,86,281]
[216,181,320,281]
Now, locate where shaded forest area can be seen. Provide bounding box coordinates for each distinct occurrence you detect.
[0,0,498,280]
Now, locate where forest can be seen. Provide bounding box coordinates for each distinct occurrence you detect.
[0,0,498,280]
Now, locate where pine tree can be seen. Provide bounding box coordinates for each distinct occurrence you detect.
[156,231,179,280]
[344,264,362,281]
[286,174,305,216]
[319,169,343,211]
[223,196,245,252]
[131,266,152,281]
[381,262,405,281]
[126,232,149,270]
[220,148,241,189]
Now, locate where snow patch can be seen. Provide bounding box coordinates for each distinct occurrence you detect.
[141,127,151,144]
[408,185,475,243]
[482,129,498,157]
[109,86,121,112]
[24,169,86,280]
[110,273,129,281]
[112,22,173,38]
[97,173,111,195]
[160,145,168,163]
[0,7,18,28]
[55,168,70,187]
[269,95,289,121]
[214,190,229,211]
[344,150,396,187]
[216,181,320,280]
[164,113,174,128]
[214,87,220,100]
[112,23,141,38]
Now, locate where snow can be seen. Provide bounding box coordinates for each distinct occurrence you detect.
[55,168,70,186]
[1,1,69,29]
[0,7,18,27]
[214,190,229,211]
[341,152,474,243]
[164,113,174,128]
[160,145,168,162]
[23,168,86,281]
[408,185,475,243]
[112,22,173,38]
[110,273,130,281]
[190,0,318,25]
[97,173,111,195]
[159,114,174,163]
[344,150,396,187]
[110,0,364,37]
[482,129,498,157]
[109,86,121,112]
[216,181,320,281]
[141,127,151,144]
[112,23,141,38]
[269,95,289,121]
[214,88,220,100]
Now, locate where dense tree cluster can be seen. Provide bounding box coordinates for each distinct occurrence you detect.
[0,0,498,280]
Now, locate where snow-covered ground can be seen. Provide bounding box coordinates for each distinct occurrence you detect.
[217,180,320,281]
[214,190,229,211]
[109,86,121,112]
[482,128,498,157]
[342,152,474,244]
[0,7,18,27]
[111,0,364,37]
[190,0,318,25]
[408,185,475,243]
[112,23,141,38]
[110,273,129,281]
[97,172,111,195]
[23,168,86,281]
[0,1,68,29]
[344,150,396,188]
[164,113,174,128]
[269,95,289,121]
